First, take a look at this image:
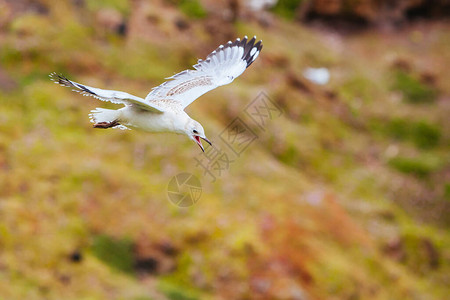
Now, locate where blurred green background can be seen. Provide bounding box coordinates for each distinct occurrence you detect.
[0,0,449,299]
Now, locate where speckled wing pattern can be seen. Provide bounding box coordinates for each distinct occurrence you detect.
[145,36,263,109]
[49,73,164,113]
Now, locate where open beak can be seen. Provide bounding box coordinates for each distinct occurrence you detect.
[201,136,212,146]
[194,136,211,152]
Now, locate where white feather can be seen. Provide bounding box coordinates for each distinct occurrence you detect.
[145,37,262,109]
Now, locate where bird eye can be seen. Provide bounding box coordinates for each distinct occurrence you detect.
[193,129,198,134]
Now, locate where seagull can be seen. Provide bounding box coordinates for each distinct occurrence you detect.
[50,36,262,152]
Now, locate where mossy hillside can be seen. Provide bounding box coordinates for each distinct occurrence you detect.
[0,1,449,300]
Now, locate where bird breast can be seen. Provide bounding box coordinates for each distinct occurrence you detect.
[120,107,184,134]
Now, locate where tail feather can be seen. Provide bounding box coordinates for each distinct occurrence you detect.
[89,108,129,130]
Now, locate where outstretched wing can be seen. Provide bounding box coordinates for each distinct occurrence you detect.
[145,36,263,109]
[50,73,164,113]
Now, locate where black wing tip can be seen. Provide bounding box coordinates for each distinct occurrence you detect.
[239,36,263,68]
[49,72,73,87]
[49,72,95,94]
[204,36,262,66]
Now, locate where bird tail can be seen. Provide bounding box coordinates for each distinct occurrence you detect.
[89,108,129,130]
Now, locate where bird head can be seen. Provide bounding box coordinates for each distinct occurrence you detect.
[185,119,211,152]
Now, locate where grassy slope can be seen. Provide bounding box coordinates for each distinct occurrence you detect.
[0,1,449,299]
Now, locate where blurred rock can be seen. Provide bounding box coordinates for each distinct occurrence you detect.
[96,8,127,36]
[134,256,159,274]
[391,57,412,72]
[420,71,437,86]
[421,238,439,269]
[174,17,190,31]
[299,0,450,30]
[383,237,406,262]
[134,236,178,275]
[302,67,330,85]
[157,239,178,256]
[69,250,83,263]
[245,0,277,11]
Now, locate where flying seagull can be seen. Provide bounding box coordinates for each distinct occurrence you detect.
[50,36,262,152]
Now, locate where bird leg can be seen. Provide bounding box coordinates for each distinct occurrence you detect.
[93,120,120,129]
